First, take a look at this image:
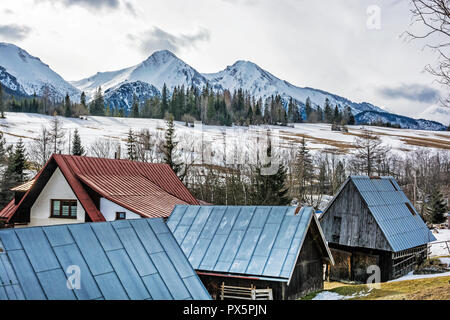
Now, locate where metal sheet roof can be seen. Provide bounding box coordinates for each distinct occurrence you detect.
[167,205,333,282]
[0,155,200,222]
[333,176,436,252]
[0,218,211,300]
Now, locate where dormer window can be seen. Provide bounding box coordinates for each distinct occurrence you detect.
[51,200,77,219]
[116,212,126,220]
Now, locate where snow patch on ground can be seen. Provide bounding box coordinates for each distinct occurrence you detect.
[389,270,450,282]
[312,288,373,300]
[429,229,450,257]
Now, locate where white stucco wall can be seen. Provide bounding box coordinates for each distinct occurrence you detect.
[100,198,141,221]
[26,167,86,227]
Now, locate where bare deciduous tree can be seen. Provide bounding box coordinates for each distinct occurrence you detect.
[29,126,52,170]
[49,115,65,154]
[407,0,450,106]
[350,130,390,176]
[89,138,119,159]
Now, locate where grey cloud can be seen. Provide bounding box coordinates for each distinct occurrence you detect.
[35,0,120,10]
[0,24,31,41]
[378,84,440,103]
[128,27,211,54]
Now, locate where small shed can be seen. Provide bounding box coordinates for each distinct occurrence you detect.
[0,218,211,300]
[320,176,436,282]
[167,205,334,300]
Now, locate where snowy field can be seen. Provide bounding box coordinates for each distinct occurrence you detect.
[0,113,448,163]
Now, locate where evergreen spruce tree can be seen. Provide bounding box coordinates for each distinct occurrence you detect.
[161,84,169,117]
[90,87,105,116]
[71,129,85,156]
[295,137,313,203]
[7,138,27,183]
[252,137,291,205]
[324,98,333,123]
[426,188,447,224]
[305,97,312,122]
[162,114,184,179]
[126,129,137,161]
[0,83,5,118]
[131,94,140,118]
[80,91,87,108]
[64,94,71,117]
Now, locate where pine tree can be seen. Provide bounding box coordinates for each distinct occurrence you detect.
[162,114,183,179]
[324,98,333,123]
[126,129,137,161]
[71,129,85,156]
[64,94,71,117]
[305,97,312,122]
[131,94,140,118]
[9,138,27,182]
[426,188,447,224]
[252,137,291,205]
[161,84,169,117]
[81,91,87,108]
[0,83,5,118]
[90,87,105,116]
[295,137,314,203]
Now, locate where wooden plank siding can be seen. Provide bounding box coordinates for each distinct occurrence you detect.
[321,180,391,252]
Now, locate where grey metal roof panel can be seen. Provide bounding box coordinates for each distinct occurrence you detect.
[0,218,211,300]
[349,176,436,252]
[168,205,326,282]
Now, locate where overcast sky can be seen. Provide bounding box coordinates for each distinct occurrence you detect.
[0,0,446,117]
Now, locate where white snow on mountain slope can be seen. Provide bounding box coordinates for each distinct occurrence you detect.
[71,50,210,99]
[418,104,450,126]
[0,43,80,101]
[203,60,386,115]
[72,49,385,116]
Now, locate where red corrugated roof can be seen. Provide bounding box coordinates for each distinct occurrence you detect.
[0,154,199,222]
[0,200,16,220]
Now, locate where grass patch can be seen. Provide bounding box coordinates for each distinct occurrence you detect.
[317,276,450,300]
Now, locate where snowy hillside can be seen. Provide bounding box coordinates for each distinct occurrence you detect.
[71,50,211,99]
[418,105,450,126]
[355,111,447,131]
[0,113,448,165]
[0,43,80,101]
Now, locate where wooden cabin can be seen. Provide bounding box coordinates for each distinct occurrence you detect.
[320,176,436,282]
[167,205,334,300]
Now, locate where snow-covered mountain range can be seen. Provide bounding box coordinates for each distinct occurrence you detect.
[0,42,448,130]
[0,43,80,101]
[71,50,212,99]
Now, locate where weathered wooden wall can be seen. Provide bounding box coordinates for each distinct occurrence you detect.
[320,180,391,251]
[284,225,324,299]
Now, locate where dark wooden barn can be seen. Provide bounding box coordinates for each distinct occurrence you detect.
[167,205,334,300]
[319,176,436,282]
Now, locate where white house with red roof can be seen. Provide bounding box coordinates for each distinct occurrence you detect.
[0,154,199,227]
